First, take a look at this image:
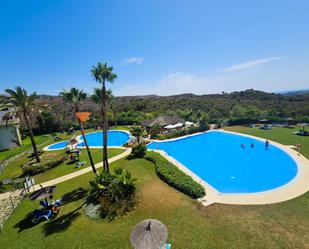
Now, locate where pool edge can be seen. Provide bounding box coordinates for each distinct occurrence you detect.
[149,130,309,205]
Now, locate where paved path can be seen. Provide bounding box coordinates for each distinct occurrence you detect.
[0,148,131,201]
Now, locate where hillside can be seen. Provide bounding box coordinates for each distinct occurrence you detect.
[36,89,309,126]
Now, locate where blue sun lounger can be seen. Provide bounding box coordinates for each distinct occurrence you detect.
[31,209,53,223]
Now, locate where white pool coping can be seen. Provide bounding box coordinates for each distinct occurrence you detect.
[148,130,309,205]
[43,130,131,151]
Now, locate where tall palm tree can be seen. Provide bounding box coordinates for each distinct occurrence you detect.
[0,87,41,162]
[91,88,118,127]
[59,87,87,112]
[91,62,117,174]
[59,87,97,175]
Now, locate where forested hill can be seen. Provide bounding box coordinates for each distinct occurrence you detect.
[38,89,309,125]
[114,89,309,115]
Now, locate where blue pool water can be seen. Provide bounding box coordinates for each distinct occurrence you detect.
[47,130,130,150]
[147,131,298,193]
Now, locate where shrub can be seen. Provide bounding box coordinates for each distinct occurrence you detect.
[22,153,66,175]
[130,143,147,158]
[150,125,160,139]
[145,152,205,199]
[89,168,137,219]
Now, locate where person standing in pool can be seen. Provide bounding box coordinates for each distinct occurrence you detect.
[265,140,269,150]
[251,143,255,148]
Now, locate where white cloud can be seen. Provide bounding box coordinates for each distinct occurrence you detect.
[115,72,224,96]
[225,57,281,72]
[121,57,144,65]
[114,56,294,96]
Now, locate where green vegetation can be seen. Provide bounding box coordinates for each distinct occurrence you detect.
[158,123,209,140]
[130,126,143,143]
[0,87,45,162]
[145,152,205,199]
[110,125,131,132]
[91,62,118,174]
[89,167,137,219]
[0,148,124,188]
[1,156,309,248]
[224,125,309,159]
[130,144,147,158]
[22,153,66,175]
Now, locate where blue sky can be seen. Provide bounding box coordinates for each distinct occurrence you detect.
[0,0,308,96]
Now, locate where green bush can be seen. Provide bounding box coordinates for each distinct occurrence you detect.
[145,152,205,199]
[22,153,66,175]
[131,143,147,158]
[89,167,137,219]
[158,124,209,140]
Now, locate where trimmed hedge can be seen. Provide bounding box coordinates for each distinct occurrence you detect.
[22,153,66,175]
[130,143,147,158]
[145,152,205,199]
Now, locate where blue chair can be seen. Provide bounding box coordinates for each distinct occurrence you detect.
[39,200,49,208]
[31,209,53,223]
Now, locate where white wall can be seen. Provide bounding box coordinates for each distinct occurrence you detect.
[0,125,21,151]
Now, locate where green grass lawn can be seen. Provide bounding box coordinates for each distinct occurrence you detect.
[0,155,309,249]
[110,125,131,132]
[0,148,124,185]
[224,125,309,159]
[0,127,129,188]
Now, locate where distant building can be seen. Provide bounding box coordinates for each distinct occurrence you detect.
[0,108,22,151]
[142,116,184,131]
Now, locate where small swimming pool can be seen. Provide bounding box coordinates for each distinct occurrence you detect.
[147,131,298,194]
[46,130,130,150]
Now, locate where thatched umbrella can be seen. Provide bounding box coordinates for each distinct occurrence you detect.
[131,219,168,249]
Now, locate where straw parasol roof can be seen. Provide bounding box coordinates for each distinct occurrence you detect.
[131,219,168,249]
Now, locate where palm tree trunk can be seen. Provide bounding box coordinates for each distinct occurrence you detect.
[79,120,97,176]
[101,84,109,173]
[24,112,40,163]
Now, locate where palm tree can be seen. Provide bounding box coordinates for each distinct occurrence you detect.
[130,126,143,144]
[59,87,97,175]
[59,87,87,112]
[91,62,117,174]
[92,89,118,127]
[0,87,41,162]
[108,91,119,127]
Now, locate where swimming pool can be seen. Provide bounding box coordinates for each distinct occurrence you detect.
[147,131,298,194]
[46,130,130,150]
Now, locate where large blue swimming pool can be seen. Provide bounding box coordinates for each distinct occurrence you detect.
[147,131,298,193]
[46,130,130,150]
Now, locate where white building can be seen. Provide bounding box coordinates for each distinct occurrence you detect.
[0,108,22,151]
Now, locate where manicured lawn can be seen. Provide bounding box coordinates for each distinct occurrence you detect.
[224,125,309,159]
[110,125,131,132]
[0,156,309,248]
[0,148,124,184]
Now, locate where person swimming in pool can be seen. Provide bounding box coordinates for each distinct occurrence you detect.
[265,140,269,150]
[241,144,245,149]
[251,143,255,148]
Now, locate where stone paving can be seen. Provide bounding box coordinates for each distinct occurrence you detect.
[0,194,23,230]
